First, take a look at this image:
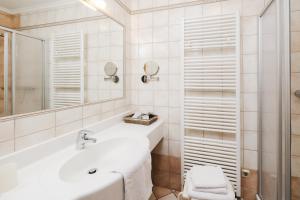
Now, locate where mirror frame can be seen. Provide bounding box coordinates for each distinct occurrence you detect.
[0,3,126,121]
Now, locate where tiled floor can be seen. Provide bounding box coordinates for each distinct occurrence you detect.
[149,187,179,200]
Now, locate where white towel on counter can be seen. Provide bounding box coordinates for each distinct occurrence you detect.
[187,171,235,200]
[112,138,153,200]
[191,165,226,189]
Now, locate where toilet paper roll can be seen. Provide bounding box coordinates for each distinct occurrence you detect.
[0,163,18,193]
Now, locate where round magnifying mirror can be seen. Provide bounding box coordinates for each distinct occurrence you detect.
[104,62,118,76]
[144,61,159,76]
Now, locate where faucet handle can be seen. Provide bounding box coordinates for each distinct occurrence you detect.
[77,129,96,150]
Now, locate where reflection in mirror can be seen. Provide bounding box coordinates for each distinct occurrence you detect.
[0,0,124,118]
[104,62,119,83]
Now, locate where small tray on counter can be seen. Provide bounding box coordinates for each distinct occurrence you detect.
[123,113,158,126]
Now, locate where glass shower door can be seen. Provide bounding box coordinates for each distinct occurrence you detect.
[13,33,44,114]
[258,0,281,199]
[0,32,5,116]
[0,30,12,117]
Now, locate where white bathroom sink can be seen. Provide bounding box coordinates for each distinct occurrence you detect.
[59,137,149,182]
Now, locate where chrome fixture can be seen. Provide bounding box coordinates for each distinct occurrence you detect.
[295,90,300,98]
[77,130,97,150]
[104,62,119,83]
[141,61,160,83]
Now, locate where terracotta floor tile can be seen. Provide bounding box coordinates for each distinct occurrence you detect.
[172,190,180,197]
[158,193,177,200]
[153,186,172,198]
[149,193,157,200]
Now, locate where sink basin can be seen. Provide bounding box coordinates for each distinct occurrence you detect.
[59,137,149,182]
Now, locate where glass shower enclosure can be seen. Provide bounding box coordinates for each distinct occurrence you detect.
[258,0,291,199]
[0,26,45,117]
[258,1,281,199]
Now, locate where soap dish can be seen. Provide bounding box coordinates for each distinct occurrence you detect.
[123,113,158,126]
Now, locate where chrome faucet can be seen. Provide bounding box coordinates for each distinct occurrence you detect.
[77,130,97,150]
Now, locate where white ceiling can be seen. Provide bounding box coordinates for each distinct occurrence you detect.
[0,0,76,14]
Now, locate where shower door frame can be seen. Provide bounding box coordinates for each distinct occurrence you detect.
[0,25,46,115]
[257,0,291,199]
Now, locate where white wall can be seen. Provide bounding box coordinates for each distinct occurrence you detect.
[127,0,270,171]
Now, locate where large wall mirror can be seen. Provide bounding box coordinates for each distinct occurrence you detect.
[0,0,125,118]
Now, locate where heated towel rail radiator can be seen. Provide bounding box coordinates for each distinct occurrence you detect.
[181,13,241,196]
[50,32,84,108]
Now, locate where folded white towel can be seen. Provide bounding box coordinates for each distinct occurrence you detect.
[111,138,153,200]
[187,172,235,200]
[122,153,153,200]
[192,186,227,195]
[191,165,227,189]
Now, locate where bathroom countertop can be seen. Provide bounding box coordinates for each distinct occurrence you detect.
[96,120,164,151]
[0,113,164,200]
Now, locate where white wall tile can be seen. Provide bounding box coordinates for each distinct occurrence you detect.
[154,91,169,106]
[15,113,55,137]
[0,140,14,156]
[56,107,83,126]
[242,16,258,35]
[153,139,169,155]
[15,128,55,151]
[169,107,180,124]
[221,0,242,14]
[291,156,300,177]
[292,53,300,73]
[242,74,257,93]
[83,104,101,118]
[138,90,154,106]
[243,112,257,131]
[153,10,169,27]
[139,28,153,44]
[0,120,14,142]
[55,120,83,136]
[243,93,257,111]
[242,0,264,16]
[169,124,180,141]
[138,13,153,28]
[169,140,180,157]
[138,0,153,9]
[203,2,221,16]
[242,54,257,74]
[244,150,257,170]
[292,135,300,156]
[184,5,203,18]
[153,27,169,43]
[153,0,169,7]
[244,131,257,150]
[169,8,184,25]
[153,43,169,58]
[242,35,258,54]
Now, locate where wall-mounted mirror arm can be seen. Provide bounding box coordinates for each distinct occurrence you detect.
[104,75,119,83]
[141,75,159,83]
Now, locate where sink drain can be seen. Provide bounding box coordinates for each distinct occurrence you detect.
[88,168,98,175]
